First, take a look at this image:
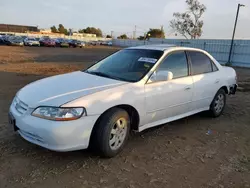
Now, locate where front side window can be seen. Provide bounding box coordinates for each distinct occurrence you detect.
[86,49,164,82]
[188,51,213,75]
[157,51,188,79]
[212,62,218,71]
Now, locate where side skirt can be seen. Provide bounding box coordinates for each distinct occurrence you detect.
[138,107,209,132]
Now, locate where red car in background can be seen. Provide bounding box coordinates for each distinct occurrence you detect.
[40,38,56,47]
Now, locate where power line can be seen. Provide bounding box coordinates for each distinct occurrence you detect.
[136,25,148,32]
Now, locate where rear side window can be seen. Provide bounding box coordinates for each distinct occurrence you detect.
[157,51,188,79]
[188,51,213,75]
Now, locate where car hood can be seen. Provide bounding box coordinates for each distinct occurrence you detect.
[17,71,127,107]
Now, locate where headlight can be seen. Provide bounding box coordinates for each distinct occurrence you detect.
[32,107,85,121]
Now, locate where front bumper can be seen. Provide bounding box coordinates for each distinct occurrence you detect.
[11,43,23,46]
[10,104,99,152]
[61,44,69,47]
[45,43,55,46]
[28,43,40,46]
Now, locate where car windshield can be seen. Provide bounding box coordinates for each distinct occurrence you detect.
[85,49,163,82]
[13,37,23,41]
[42,37,50,40]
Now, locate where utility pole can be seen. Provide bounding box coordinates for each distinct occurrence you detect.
[111,31,114,39]
[228,3,245,64]
[135,25,136,39]
[160,25,164,43]
[133,25,137,39]
[160,25,164,38]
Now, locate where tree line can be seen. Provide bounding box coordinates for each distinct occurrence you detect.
[50,0,206,40]
[50,25,105,37]
[118,0,206,40]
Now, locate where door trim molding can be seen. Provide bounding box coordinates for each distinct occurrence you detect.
[146,101,192,114]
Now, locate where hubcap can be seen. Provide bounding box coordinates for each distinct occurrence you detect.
[109,118,127,151]
[214,94,225,114]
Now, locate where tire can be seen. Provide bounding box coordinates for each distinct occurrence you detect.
[91,108,130,158]
[209,89,226,117]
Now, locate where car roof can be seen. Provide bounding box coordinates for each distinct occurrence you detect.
[127,44,177,51]
[127,44,201,52]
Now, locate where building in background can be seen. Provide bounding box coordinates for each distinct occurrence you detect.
[39,28,52,34]
[72,32,96,38]
[0,24,38,33]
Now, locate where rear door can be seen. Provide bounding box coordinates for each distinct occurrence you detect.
[187,51,221,111]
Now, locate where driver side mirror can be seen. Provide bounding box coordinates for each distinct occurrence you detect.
[149,70,173,83]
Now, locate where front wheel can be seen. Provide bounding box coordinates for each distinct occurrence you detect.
[91,108,130,158]
[209,89,226,117]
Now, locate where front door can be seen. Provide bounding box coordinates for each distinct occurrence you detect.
[144,51,193,124]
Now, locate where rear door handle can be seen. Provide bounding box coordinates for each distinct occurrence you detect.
[185,87,191,90]
[215,79,220,84]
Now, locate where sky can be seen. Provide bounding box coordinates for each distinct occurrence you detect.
[0,0,250,39]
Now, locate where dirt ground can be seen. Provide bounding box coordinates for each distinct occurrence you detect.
[0,46,250,188]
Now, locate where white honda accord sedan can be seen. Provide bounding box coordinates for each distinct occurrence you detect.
[9,44,237,157]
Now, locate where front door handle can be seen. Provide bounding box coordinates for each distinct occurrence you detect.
[185,87,191,90]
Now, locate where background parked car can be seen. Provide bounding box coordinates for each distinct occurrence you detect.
[55,38,64,47]
[21,36,27,41]
[89,41,99,46]
[60,39,70,48]
[101,41,112,46]
[24,38,40,46]
[0,35,4,45]
[2,35,12,44]
[6,36,24,46]
[41,38,56,47]
[100,41,106,45]
[69,40,85,48]
[107,41,113,46]
[39,36,51,46]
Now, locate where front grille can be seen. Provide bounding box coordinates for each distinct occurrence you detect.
[13,97,28,114]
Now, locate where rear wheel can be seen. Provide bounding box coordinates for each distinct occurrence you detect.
[91,108,130,158]
[209,89,226,117]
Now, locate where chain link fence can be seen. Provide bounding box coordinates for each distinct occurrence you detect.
[112,38,250,68]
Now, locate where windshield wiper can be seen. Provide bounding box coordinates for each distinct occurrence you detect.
[85,70,135,82]
[86,71,122,80]
[89,71,111,78]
